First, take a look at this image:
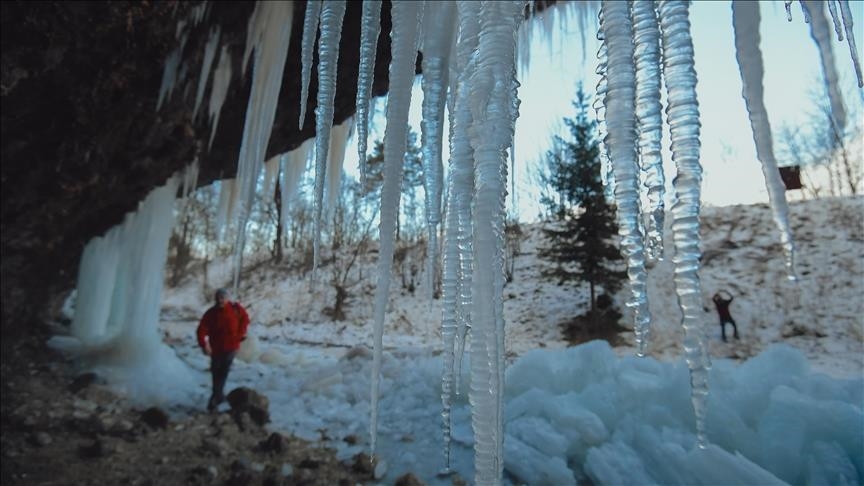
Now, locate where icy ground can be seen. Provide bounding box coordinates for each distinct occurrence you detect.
[156,196,863,485]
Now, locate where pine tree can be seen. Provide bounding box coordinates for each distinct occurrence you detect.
[538,87,625,314]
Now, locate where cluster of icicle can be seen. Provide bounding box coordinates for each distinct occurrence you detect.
[137,0,864,482]
[595,0,710,447]
[60,161,198,365]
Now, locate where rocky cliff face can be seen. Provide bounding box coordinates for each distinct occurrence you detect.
[0,1,400,333]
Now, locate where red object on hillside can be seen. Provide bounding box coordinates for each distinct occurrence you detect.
[197,302,250,355]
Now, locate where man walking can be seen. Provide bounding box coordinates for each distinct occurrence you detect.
[197,288,250,412]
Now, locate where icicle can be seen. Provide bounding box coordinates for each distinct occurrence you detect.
[181,159,200,200]
[799,0,811,23]
[658,0,711,449]
[193,26,221,120]
[356,0,383,186]
[311,0,347,276]
[421,1,457,305]
[827,0,844,41]
[451,0,482,401]
[262,155,280,201]
[838,1,863,87]
[70,232,120,344]
[632,0,665,268]
[732,1,798,283]
[803,1,847,135]
[594,24,615,195]
[370,0,424,458]
[299,0,323,129]
[600,0,652,359]
[326,118,354,219]
[279,140,312,234]
[441,0,481,470]
[230,0,294,291]
[215,179,232,239]
[156,47,182,110]
[467,3,526,484]
[208,45,233,149]
[785,0,794,22]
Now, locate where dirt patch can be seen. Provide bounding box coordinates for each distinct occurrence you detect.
[0,328,386,486]
[560,309,629,347]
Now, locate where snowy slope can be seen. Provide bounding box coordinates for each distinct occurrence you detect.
[163,195,864,378]
[156,196,863,485]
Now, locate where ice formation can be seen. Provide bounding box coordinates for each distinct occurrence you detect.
[632,0,665,265]
[658,0,712,448]
[598,1,652,361]
[802,1,847,135]
[231,0,294,290]
[370,0,423,456]
[280,139,314,234]
[311,0,347,275]
[299,0,322,130]
[52,173,196,404]
[733,2,798,282]
[355,0,383,185]
[419,1,457,304]
[326,117,354,217]
[193,26,221,120]
[76,0,862,482]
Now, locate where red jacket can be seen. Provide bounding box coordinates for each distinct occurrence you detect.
[197,302,250,355]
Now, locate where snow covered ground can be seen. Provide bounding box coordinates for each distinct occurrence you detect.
[154,196,863,484]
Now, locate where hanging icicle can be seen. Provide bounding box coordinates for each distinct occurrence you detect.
[420,1,458,304]
[658,0,711,449]
[440,0,482,470]
[632,0,665,267]
[326,117,354,219]
[370,0,424,458]
[230,0,294,292]
[356,0,383,186]
[193,26,221,120]
[467,2,526,484]
[311,0,347,276]
[802,1,847,136]
[208,45,233,150]
[732,1,798,282]
[837,0,863,87]
[299,0,323,129]
[599,0,652,358]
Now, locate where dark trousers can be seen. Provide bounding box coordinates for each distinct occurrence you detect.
[208,351,236,411]
[720,318,739,341]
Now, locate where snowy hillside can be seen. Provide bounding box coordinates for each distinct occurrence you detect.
[162,195,864,378]
[154,196,864,485]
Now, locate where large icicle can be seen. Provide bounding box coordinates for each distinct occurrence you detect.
[468,2,526,484]
[208,45,233,149]
[299,0,323,129]
[420,1,457,304]
[356,0,383,185]
[732,2,798,282]
[441,0,481,469]
[827,0,844,41]
[658,0,711,448]
[632,0,666,268]
[370,0,424,457]
[802,1,847,135]
[193,26,221,120]
[280,140,314,234]
[837,1,863,87]
[599,1,652,358]
[441,2,480,469]
[156,47,182,111]
[231,1,294,292]
[311,0,347,275]
[51,177,193,404]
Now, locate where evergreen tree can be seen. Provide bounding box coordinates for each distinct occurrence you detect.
[538,87,625,313]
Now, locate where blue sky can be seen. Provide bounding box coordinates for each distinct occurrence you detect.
[345,1,864,221]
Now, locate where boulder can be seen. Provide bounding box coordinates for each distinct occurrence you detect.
[259,432,287,453]
[226,387,269,426]
[140,407,169,430]
[395,472,426,486]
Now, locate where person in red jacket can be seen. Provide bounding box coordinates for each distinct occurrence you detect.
[197,288,250,412]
